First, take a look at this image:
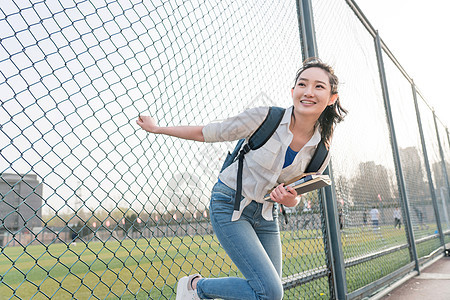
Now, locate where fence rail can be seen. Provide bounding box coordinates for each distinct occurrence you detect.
[1,0,449,299]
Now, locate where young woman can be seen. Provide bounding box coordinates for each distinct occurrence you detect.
[137,58,347,300]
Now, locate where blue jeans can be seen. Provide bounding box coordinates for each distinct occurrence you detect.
[196,182,283,300]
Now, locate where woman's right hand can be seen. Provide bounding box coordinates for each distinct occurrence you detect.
[270,184,300,207]
[136,116,159,133]
[136,115,205,141]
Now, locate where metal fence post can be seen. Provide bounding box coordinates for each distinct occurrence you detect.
[374,32,420,272]
[432,110,449,246]
[411,84,445,248]
[296,0,318,58]
[323,165,348,300]
[297,0,348,298]
[447,127,450,152]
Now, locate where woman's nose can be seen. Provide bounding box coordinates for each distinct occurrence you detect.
[304,86,314,97]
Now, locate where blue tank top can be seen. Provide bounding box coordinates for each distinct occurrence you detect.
[283,146,298,168]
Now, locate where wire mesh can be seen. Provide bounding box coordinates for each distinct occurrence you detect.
[382,54,436,243]
[1,0,449,299]
[0,0,330,299]
[382,51,446,265]
[415,97,448,251]
[312,0,407,292]
[279,191,332,298]
[311,0,450,295]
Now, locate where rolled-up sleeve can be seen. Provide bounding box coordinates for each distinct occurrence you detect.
[202,106,269,143]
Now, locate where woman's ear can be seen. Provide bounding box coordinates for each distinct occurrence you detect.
[291,88,294,98]
[328,94,338,105]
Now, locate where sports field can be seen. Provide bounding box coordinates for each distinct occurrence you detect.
[0,225,436,299]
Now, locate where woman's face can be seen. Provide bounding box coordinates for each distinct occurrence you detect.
[291,67,337,119]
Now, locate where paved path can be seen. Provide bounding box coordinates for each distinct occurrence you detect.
[376,255,450,300]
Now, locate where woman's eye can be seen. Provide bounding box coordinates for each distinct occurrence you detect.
[316,85,325,89]
[298,82,305,86]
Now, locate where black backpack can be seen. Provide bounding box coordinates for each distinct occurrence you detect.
[220,106,328,223]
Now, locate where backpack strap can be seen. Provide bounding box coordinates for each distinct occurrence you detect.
[234,107,285,211]
[305,138,328,173]
[247,107,286,149]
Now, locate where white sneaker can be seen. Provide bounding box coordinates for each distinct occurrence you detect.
[176,274,201,300]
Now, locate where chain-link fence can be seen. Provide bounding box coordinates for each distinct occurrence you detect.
[0,0,449,299]
[312,0,450,298]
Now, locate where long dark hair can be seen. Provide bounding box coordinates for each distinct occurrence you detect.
[292,58,347,145]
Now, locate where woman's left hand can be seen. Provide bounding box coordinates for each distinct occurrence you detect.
[270,184,300,207]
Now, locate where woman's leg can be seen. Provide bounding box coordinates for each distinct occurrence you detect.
[254,206,282,277]
[196,182,283,300]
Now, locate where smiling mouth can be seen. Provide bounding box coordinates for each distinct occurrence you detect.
[300,100,316,104]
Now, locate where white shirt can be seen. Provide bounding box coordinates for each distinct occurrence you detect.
[370,208,379,220]
[202,106,330,221]
[393,209,401,219]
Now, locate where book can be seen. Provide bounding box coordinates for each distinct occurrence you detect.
[264,174,331,202]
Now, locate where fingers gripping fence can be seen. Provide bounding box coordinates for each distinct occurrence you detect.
[1,0,450,300]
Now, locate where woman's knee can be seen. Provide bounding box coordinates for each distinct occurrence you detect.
[257,280,283,300]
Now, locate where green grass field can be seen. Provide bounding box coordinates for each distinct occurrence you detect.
[0,224,440,300]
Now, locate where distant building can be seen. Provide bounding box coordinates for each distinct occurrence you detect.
[0,173,43,233]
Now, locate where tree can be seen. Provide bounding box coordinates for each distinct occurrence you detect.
[73,220,93,238]
[122,214,134,234]
[121,213,144,235]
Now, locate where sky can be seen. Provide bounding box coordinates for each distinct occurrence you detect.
[355,0,450,129]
